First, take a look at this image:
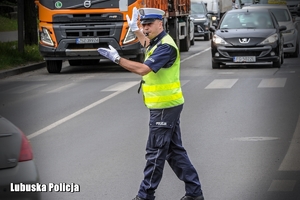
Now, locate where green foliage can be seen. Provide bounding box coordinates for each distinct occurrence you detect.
[0,41,43,70]
[0,16,18,31]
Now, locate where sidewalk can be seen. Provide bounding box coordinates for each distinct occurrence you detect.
[0,31,18,42]
[0,31,46,79]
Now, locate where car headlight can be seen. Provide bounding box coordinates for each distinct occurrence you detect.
[259,33,278,45]
[123,28,136,44]
[212,34,228,45]
[194,18,206,21]
[40,27,54,46]
[212,16,217,21]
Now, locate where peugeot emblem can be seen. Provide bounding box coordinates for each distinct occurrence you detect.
[239,38,250,44]
[84,0,91,8]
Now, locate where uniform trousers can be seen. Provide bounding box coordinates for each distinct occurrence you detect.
[138,104,203,200]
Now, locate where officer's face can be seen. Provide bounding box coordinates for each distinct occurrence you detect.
[142,20,163,39]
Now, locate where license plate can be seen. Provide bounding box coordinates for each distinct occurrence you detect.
[233,56,256,63]
[76,38,99,44]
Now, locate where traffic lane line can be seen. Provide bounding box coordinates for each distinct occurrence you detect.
[27,81,139,139]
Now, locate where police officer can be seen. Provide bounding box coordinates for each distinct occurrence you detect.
[97,7,204,200]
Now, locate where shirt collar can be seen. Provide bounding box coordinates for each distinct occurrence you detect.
[149,31,167,46]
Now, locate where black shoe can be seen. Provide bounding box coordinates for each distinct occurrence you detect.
[132,195,146,200]
[180,195,204,200]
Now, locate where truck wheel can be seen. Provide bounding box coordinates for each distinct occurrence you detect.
[180,36,190,52]
[47,60,62,73]
[212,60,220,69]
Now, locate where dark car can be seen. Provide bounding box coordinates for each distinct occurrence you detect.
[0,116,41,200]
[191,1,214,41]
[209,8,286,68]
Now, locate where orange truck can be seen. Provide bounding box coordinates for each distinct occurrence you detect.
[35,0,192,73]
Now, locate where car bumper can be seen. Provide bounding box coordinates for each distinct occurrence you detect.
[0,160,41,200]
[282,31,298,53]
[211,45,280,65]
[194,22,209,37]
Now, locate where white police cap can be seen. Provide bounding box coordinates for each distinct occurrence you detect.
[139,8,165,24]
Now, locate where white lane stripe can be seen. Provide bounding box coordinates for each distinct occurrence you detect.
[268,180,296,191]
[258,78,286,88]
[46,83,77,93]
[205,79,238,89]
[180,47,211,63]
[102,81,140,91]
[28,81,139,139]
[278,114,300,171]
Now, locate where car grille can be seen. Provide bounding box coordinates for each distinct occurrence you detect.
[218,46,272,57]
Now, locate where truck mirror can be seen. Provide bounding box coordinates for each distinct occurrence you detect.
[119,0,128,11]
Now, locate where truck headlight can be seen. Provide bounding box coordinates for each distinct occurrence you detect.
[259,33,278,44]
[40,27,54,47]
[123,28,136,44]
[213,34,228,45]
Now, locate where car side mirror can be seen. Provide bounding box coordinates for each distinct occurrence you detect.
[209,26,216,32]
[279,25,286,32]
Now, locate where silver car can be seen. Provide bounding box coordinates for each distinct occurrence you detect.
[0,116,41,200]
[244,4,299,57]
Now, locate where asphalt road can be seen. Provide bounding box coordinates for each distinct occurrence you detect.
[0,38,300,200]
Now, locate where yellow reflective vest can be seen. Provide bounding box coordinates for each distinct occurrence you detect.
[142,34,184,109]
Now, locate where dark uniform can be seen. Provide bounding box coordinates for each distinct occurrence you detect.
[136,30,204,200]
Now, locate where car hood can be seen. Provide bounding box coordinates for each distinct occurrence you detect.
[215,29,277,46]
[191,14,206,19]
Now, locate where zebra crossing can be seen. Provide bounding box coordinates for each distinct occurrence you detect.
[0,77,289,94]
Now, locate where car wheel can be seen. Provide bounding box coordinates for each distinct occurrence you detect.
[291,42,299,58]
[47,60,62,73]
[190,36,195,46]
[273,56,281,68]
[212,60,220,69]
[204,33,210,41]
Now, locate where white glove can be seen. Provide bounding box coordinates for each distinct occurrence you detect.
[97,45,120,64]
[126,7,139,32]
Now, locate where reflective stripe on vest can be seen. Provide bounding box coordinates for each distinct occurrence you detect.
[142,34,184,109]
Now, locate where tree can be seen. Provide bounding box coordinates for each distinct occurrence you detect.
[24,0,38,45]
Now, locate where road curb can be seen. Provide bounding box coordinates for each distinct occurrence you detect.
[0,62,46,79]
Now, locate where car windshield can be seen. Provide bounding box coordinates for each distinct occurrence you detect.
[241,0,253,4]
[220,12,275,29]
[270,8,291,22]
[191,3,205,14]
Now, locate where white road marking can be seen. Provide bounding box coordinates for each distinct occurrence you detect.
[218,72,235,74]
[230,137,279,141]
[46,83,77,93]
[278,114,300,171]
[268,180,296,192]
[27,81,139,139]
[258,78,286,88]
[101,81,140,91]
[180,47,211,63]
[205,79,238,89]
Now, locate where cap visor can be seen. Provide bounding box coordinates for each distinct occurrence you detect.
[141,18,156,24]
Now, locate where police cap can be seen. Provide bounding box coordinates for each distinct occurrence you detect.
[139,8,165,24]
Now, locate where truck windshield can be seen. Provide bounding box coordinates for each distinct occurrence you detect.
[191,3,205,14]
